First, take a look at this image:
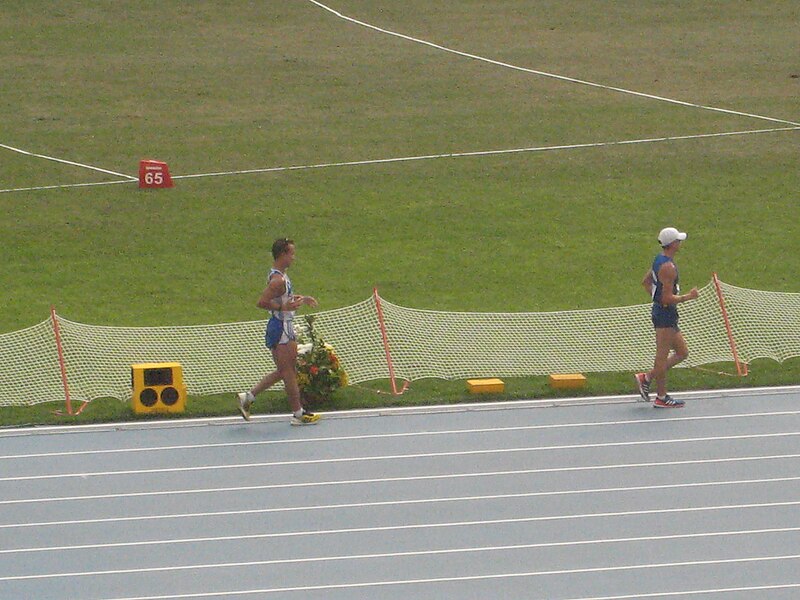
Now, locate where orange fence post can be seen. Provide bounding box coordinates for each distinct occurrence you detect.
[373,288,409,395]
[50,306,73,415]
[712,273,748,376]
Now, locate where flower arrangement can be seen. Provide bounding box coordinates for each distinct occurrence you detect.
[296,315,348,404]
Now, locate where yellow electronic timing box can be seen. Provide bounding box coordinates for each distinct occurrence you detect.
[131,362,187,414]
[467,378,506,394]
[548,373,587,389]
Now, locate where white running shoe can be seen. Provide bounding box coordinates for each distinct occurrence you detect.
[237,392,255,421]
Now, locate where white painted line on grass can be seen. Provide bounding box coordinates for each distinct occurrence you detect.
[2,430,797,483]
[0,179,135,194]
[307,0,800,127]
[2,458,798,530]
[0,142,137,180]
[3,408,797,461]
[7,127,794,195]
[2,127,795,195]
[170,127,800,182]
[19,554,800,592]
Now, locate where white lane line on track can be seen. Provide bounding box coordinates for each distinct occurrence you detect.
[2,471,799,531]
[3,466,799,509]
[3,498,798,555]
[7,552,800,587]
[4,384,798,438]
[2,528,799,582]
[2,431,798,482]
[14,504,800,564]
[307,0,800,128]
[3,408,798,461]
[0,142,137,180]
[550,583,800,600]
[101,582,800,600]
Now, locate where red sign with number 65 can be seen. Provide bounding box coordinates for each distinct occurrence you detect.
[138,160,174,188]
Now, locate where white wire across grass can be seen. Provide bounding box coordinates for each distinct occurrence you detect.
[307,0,800,128]
[1,1,797,194]
[0,142,137,181]
[1,126,797,194]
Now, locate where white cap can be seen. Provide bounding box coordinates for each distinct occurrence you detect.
[658,227,688,246]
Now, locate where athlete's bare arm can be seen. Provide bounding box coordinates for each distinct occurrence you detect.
[256,274,303,311]
[658,263,699,305]
[641,270,653,297]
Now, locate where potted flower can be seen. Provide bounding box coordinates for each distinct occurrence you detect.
[296,315,348,405]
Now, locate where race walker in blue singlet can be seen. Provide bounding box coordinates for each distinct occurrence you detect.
[650,253,681,330]
[635,226,695,409]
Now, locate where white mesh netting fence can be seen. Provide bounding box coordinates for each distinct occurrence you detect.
[0,278,797,407]
[719,281,800,364]
[0,320,63,407]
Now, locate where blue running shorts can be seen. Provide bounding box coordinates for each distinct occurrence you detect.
[651,303,679,330]
[265,317,295,349]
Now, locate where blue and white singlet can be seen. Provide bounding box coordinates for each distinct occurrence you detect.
[265,268,296,348]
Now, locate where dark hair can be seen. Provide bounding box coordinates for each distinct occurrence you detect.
[271,238,294,259]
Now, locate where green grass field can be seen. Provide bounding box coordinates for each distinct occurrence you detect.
[1,1,798,426]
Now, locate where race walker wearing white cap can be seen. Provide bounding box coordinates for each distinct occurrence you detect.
[650,227,688,328]
[658,227,687,247]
